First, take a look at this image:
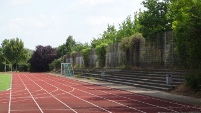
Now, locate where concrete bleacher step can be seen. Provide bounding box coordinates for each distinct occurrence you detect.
[104,77,175,89]
[104,74,183,85]
[103,79,171,91]
[74,69,185,91]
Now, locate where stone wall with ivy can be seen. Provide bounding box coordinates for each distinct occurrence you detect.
[66,31,182,70]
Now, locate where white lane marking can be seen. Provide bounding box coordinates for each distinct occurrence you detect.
[18,75,44,113]
[11,108,73,112]
[100,85,201,110]
[53,75,201,111]
[24,75,77,113]
[8,74,13,113]
[36,74,145,113]
[85,86,177,112]
[31,74,112,113]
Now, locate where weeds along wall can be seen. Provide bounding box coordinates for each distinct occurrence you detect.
[65,31,182,69]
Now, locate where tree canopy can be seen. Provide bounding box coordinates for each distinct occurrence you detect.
[30,45,57,72]
[138,0,172,40]
[1,38,29,71]
[66,35,76,54]
[170,0,201,69]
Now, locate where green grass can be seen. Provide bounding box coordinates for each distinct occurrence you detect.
[0,74,12,91]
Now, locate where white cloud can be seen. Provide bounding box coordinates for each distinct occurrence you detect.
[86,16,123,26]
[0,14,67,49]
[0,0,145,49]
[82,0,114,5]
[70,0,115,9]
[9,0,34,5]
[4,14,65,32]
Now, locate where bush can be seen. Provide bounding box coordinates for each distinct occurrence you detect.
[81,48,91,68]
[120,33,145,69]
[185,69,201,91]
[49,58,62,71]
[95,43,108,68]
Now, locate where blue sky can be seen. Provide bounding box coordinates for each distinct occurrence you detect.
[0,0,144,50]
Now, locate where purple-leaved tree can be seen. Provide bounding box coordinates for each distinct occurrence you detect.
[30,45,57,72]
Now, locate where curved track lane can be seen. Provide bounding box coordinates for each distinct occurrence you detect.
[0,73,200,113]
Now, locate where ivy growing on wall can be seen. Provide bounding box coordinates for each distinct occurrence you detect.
[120,33,145,69]
[95,43,108,68]
[81,48,91,68]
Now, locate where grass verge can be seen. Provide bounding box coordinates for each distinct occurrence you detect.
[0,74,12,91]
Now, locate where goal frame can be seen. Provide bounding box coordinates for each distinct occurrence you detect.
[61,63,74,76]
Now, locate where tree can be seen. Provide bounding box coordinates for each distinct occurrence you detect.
[116,16,136,42]
[49,58,62,71]
[56,44,67,58]
[1,38,29,71]
[95,43,108,68]
[102,24,117,43]
[81,48,91,68]
[0,47,5,71]
[72,42,90,52]
[169,0,201,89]
[120,37,131,69]
[30,45,57,72]
[170,0,201,69]
[91,25,115,49]
[138,0,171,40]
[66,35,76,54]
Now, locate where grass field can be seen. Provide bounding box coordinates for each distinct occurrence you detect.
[0,74,11,91]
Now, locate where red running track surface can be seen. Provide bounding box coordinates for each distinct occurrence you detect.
[0,73,200,113]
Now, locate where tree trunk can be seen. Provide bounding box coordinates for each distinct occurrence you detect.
[16,63,18,72]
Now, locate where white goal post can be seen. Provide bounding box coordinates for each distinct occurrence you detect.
[61,63,74,76]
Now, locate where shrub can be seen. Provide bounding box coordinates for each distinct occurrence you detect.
[49,58,62,71]
[95,43,108,68]
[81,48,91,68]
[120,37,130,69]
[120,33,145,69]
[185,69,201,91]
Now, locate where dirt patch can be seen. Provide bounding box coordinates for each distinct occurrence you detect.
[171,83,201,99]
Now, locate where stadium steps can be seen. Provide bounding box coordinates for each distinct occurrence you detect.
[74,69,185,91]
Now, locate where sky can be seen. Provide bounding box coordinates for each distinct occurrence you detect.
[0,0,145,50]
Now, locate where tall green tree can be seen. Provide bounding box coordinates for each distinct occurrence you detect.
[102,24,117,43]
[139,0,172,40]
[0,47,5,71]
[116,16,136,42]
[1,38,28,71]
[66,35,76,54]
[170,0,201,69]
[91,24,116,48]
[56,44,67,58]
[72,42,90,52]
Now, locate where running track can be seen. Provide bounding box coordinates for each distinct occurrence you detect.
[0,73,200,113]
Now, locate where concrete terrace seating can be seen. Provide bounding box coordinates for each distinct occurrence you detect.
[74,69,185,91]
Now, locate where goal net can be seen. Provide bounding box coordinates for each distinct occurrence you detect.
[61,63,74,76]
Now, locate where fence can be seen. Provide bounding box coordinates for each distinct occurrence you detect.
[65,31,182,70]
